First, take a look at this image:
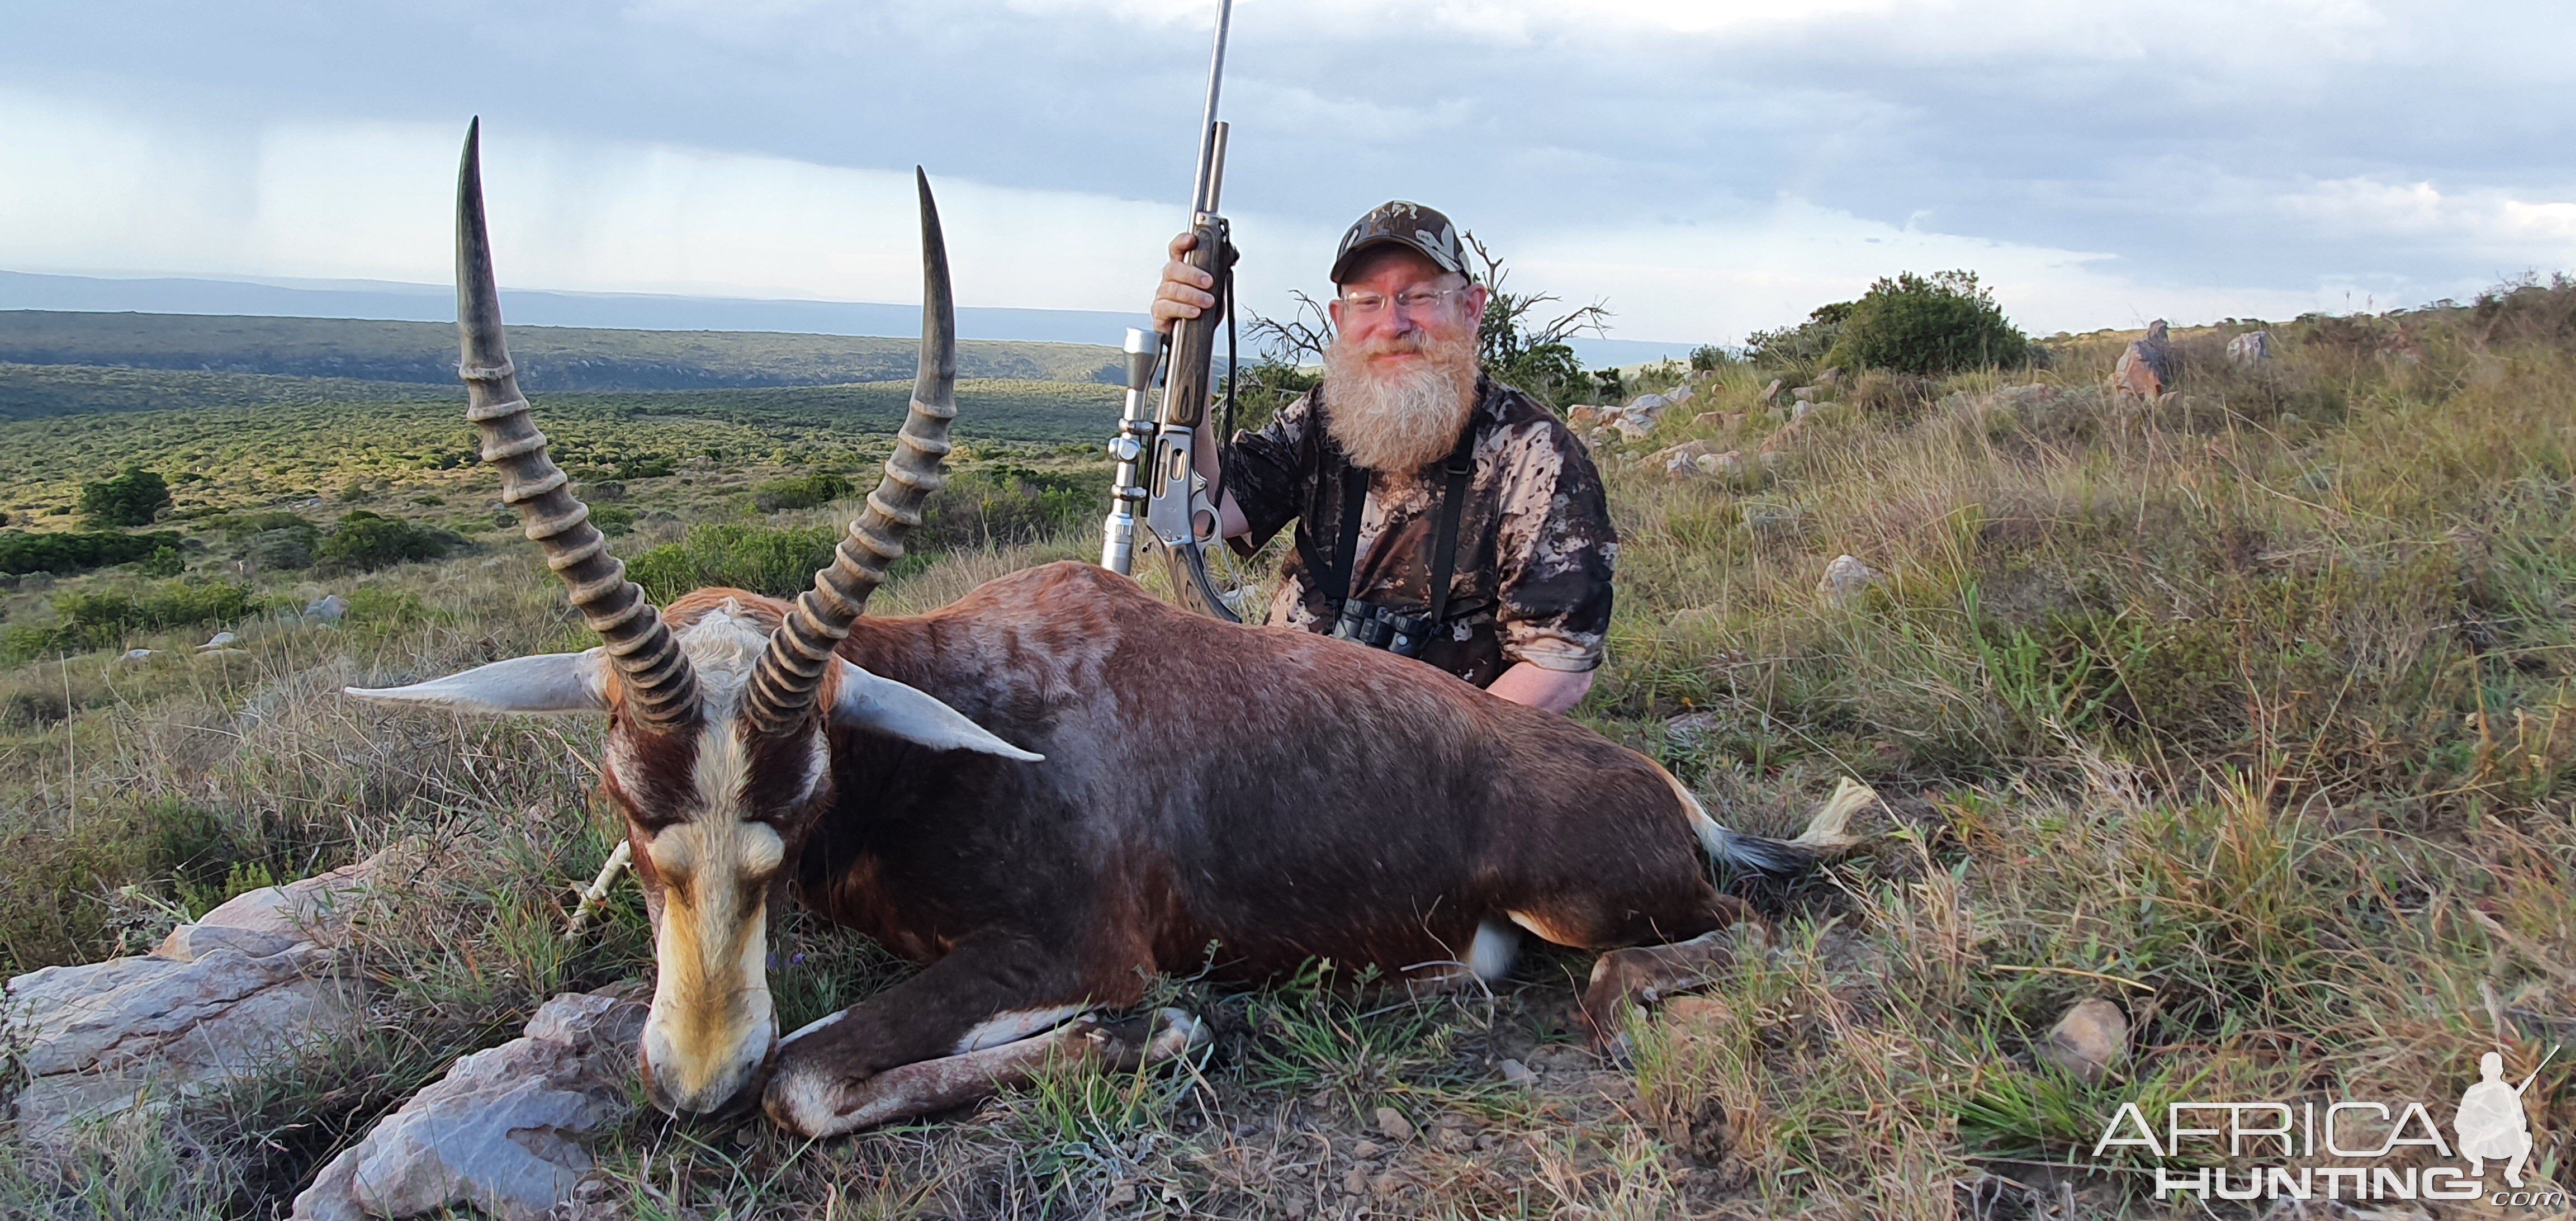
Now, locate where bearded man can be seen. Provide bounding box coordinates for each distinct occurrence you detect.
[1150,201,1615,713]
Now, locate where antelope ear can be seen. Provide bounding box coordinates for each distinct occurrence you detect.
[345,651,610,715]
[831,661,1043,761]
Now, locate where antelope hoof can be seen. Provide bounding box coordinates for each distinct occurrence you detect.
[1579,930,1739,1043]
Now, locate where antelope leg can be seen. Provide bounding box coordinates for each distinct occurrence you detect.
[767,1008,1204,1137]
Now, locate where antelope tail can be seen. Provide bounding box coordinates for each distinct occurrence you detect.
[1679,775,1875,879]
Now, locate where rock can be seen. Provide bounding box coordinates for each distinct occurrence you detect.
[305,594,348,623]
[1816,555,1879,607]
[1791,385,1817,403]
[1499,1058,1538,1085]
[1664,711,1721,744]
[1758,417,1806,455]
[154,853,382,961]
[7,943,353,1139]
[199,631,238,650]
[1352,1138,1383,1160]
[2039,998,2127,1082]
[4,849,405,1138]
[1649,439,1727,476]
[1689,410,1734,429]
[1375,1106,1416,1142]
[1817,367,1843,388]
[1696,452,1748,478]
[1665,384,1695,406]
[1341,1167,1370,1195]
[119,648,155,662]
[1565,405,1604,429]
[1612,413,1659,442]
[1759,378,1784,404]
[2113,320,2172,400]
[1990,383,2058,411]
[2227,330,2273,367]
[1624,391,1671,415]
[291,987,650,1221]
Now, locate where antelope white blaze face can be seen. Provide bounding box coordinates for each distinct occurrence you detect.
[630,600,830,1115]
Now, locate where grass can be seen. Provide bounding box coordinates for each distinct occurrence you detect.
[0,288,2570,1217]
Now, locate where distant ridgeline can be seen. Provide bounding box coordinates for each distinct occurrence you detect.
[0,310,1126,396]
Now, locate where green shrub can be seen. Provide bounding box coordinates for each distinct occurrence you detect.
[244,525,319,571]
[78,467,172,528]
[0,530,183,576]
[1688,344,1733,372]
[751,472,855,513]
[315,511,462,572]
[7,581,259,659]
[629,522,841,601]
[1221,359,1323,433]
[1746,300,1852,367]
[56,581,254,636]
[135,546,184,578]
[588,504,636,535]
[1822,271,2030,375]
[916,465,1095,553]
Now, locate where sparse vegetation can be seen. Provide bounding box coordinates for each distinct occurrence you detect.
[0,283,2568,1218]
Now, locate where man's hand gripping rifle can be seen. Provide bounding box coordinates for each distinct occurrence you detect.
[1100,0,1243,622]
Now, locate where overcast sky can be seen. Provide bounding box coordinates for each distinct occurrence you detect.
[3,0,2572,345]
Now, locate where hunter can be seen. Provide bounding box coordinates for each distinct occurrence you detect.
[1150,201,1616,713]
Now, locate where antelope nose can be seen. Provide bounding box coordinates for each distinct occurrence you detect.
[638,1041,775,1118]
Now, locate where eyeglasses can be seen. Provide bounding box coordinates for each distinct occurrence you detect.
[1337,285,1469,319]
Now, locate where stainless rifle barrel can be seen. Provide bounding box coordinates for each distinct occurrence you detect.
[1187,0,1235,216]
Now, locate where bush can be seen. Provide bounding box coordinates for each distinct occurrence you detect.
[1746,301,1852,367]
[315,512,462,572]
[1822,271,2030,375]
[916,465,1095,553]
[77,467,172,528]
[1688,344,1733,373]
[629,522,841,602]
[0,530,184,576]
[5,581,261,657]
[751,472,855,513]
[1220,359,1322,434]
[135,546,184,578]
[243,525,320,571]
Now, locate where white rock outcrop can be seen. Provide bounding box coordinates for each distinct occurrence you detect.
[2227,330,2273,367]
[1816,555,1881,607]
[5,854,390,1139]
[290,988,650,1221]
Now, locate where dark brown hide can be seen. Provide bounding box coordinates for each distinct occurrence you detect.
[773,561,1739,1081]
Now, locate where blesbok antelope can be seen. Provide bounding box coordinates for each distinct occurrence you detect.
[348,124,1867,1137]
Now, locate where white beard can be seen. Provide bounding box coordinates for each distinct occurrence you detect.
[1321,331,1480,472]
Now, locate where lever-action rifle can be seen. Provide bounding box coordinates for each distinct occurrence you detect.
[1099,0,1243,622]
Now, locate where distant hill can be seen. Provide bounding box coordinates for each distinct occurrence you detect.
[0,310,1126,394]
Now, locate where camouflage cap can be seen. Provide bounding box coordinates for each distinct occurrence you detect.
[1329,201,1468,285]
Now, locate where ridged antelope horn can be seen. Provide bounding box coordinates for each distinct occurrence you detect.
[742,170,955,737]
[454,119,700,732]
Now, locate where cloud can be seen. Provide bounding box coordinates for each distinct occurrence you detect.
[2,0,2573,340]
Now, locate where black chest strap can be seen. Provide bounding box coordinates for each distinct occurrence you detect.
[1321,419,1478,618]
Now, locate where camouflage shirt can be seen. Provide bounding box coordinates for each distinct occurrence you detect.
[1222,374,1616,687]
